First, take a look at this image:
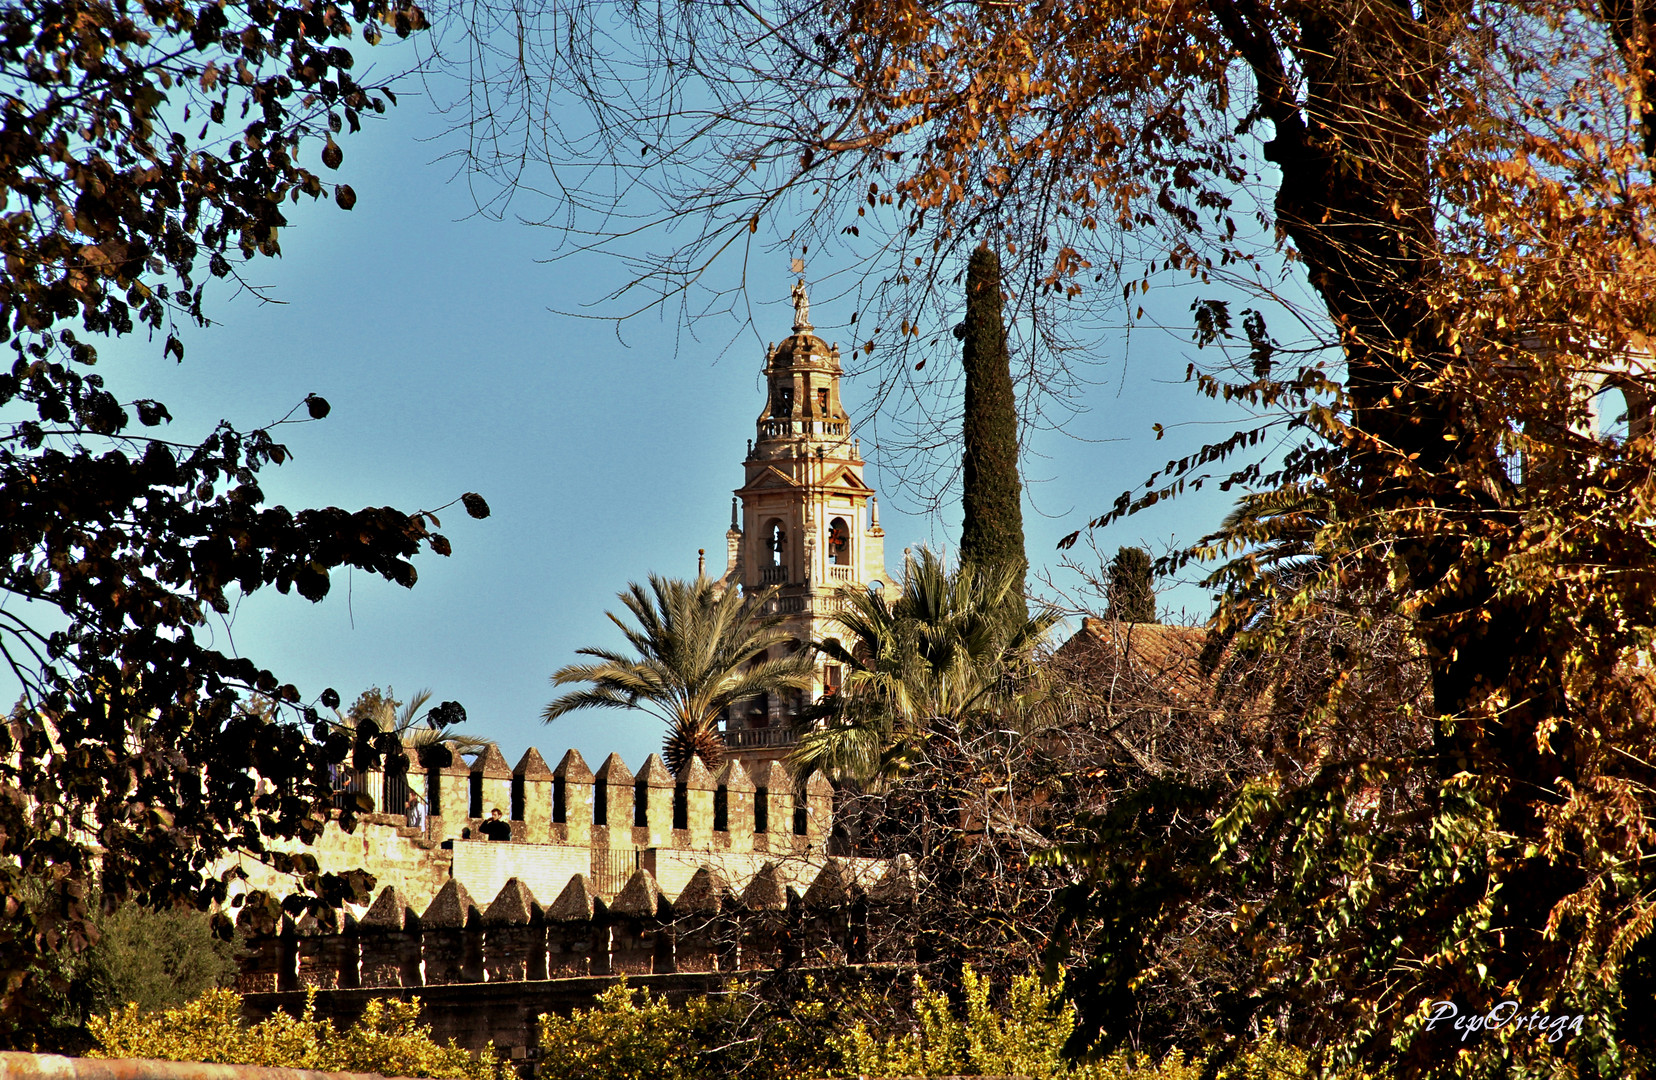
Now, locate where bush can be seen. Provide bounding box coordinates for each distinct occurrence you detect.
[537,978,844,1080]
[9,893,244,1052]
[89,988,500,1079]
[832,967,1384,1080]
[74,904,244,1020]
[539,969,1360,1080]
[831,967,1204,1080]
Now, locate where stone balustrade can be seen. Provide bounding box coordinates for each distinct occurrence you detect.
[235,857,916,993]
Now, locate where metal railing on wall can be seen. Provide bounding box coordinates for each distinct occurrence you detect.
[726,728,798,750]
[590,847,641,900]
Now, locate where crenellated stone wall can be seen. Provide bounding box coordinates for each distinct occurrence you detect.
[225,747,845,919]
[234,857,917,996]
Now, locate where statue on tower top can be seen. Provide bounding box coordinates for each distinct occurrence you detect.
[791,278,811,332]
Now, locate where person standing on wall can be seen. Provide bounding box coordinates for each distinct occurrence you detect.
[480,807,511,841]
[405,790,427,833]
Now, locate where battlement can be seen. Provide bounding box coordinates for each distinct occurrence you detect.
[419,747,831,853]
[235,857,916,995]
[225,747,844,919]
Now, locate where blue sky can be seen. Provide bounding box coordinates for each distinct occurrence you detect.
[28,42,1317,772]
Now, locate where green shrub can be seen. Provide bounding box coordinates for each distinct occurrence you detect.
[830,967,1206,1080]
[537,968,1358,1080]
[832,967,1074,1078]
[7,891,245,1052]
[537,978,844,1080]
[74,904,244,1020]
[537,981,709,1080]
[831,967,1379,1080]
[89,988,501,1079]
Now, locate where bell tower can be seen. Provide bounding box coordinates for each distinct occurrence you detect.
[720,280,889,769]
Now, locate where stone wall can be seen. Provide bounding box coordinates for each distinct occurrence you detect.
[236,857,911,993]
[225,814,454,914]
[223,746,844,917]
[235,859,919,1069]
[448,840,590,910]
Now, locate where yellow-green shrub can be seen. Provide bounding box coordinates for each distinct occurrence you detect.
[538,981,706,1080]
[829,968,1377,1080]
[534,968,1376,1080]
[537,978,842,1080]
[829,967,1203,1080]
[88,987,500,1079]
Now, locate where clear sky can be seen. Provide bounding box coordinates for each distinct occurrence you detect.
[23,39,1316,774]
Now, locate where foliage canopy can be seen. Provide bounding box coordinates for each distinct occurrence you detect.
[958,244,1027,600]
[792,547,1057,786]
[432,0,1656,1071]
[536,968,1344,1080]
[91,988,500,1078]
[0,0,489,1045]
[1104,547,1157,624]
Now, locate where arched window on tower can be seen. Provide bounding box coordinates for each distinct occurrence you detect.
[828,517,850,565]
[822,637,844,697]
[765,520,787,568]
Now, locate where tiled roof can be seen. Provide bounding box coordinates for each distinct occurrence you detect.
[1051,617,1216,708]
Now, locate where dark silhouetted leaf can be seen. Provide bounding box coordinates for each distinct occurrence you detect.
[135,400,172,426]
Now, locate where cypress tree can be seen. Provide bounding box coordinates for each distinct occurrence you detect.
[1106,546,1158,623]
[958,245,1028,600]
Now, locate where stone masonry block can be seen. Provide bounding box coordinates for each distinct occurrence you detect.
[553,748,594,847]
[636,753,675,849]
[608,868,673,975]
[482,877,545,982]
[514,747,554,844]
[422,879,483,985]
[547,873,606,977]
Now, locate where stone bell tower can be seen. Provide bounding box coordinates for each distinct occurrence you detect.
[719,280,890,770]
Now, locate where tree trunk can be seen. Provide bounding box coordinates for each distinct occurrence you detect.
[1240,0,1580,1001]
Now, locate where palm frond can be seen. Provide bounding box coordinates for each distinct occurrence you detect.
[799,546,1058,785]
[543,686,644,722]
[546,574,811,768]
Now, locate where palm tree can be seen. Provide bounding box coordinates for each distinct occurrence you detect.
[332,686,495,760]
[1197,484,1337,642]
[792,548,1059,787]
[544,575,816,771]
[327,687,494,813]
